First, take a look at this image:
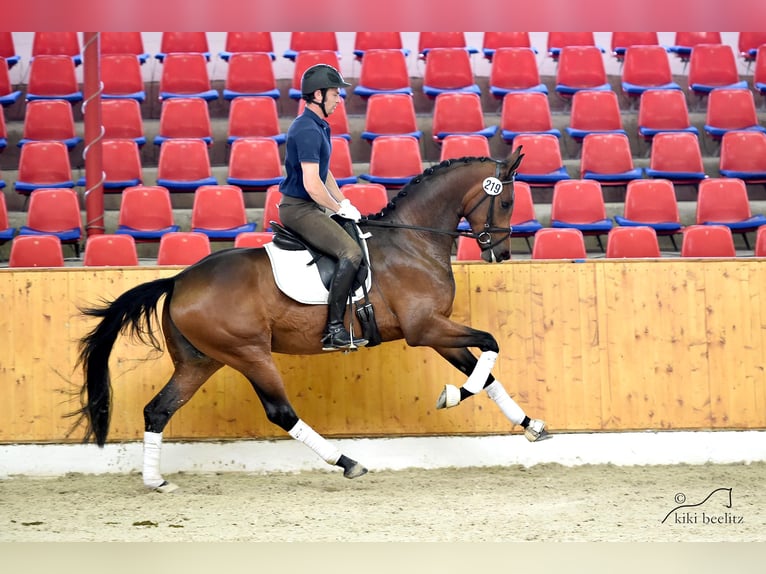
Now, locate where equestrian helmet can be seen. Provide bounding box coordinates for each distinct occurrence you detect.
[300,64,351,96]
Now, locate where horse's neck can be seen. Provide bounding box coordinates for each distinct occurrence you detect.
[389,168,470,232]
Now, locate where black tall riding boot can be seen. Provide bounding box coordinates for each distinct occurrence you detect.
[322,259,369,351]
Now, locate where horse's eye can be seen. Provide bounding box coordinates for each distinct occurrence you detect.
[500,201,511,209]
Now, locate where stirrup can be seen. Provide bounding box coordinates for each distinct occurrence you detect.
[321,324,368,351]
[524,419,551,442]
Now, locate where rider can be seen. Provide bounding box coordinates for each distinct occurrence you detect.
[278,63,369,351]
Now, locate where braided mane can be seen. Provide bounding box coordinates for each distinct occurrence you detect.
[364,156,497,221]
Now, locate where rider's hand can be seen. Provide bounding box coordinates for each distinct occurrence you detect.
[336,198,362,222]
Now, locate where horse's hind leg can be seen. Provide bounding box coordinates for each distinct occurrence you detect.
[142,317,222,492]
[242,357,367,479]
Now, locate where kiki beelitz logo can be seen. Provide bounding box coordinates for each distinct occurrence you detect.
[661,487,744,525]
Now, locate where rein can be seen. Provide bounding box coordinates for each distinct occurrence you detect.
[360,160,515,248]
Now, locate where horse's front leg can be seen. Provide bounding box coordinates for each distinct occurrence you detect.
[433,345,549,442]
[403,316,549,442]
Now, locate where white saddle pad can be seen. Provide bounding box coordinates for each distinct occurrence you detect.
[264,239,372,305]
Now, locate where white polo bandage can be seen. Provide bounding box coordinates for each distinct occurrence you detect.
[463,351,498,394]
[485,380,526,425]
[288,419,341,464]
[143,431,165,489]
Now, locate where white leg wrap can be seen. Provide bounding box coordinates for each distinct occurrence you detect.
[462,351,498,394]
[485,380,526,425]
[143,431,165,489]
[288,419,341,465]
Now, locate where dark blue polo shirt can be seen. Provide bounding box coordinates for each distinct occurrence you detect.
[279,108,331,200]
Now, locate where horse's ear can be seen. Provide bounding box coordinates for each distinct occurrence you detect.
[507,145,524,174]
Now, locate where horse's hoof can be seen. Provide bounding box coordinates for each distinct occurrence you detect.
[154,481,179,493]
[436,384,461,409]
[343,463,368,479]
[524,419,552,442]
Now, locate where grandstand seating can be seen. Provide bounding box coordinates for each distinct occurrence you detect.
[531,228,587,260]
[431,92,498,143]
[329,136,357,186]
[500,91,560,144]
[155,32,210,62]
[115,185,180,242]
[219,32,275,61]
[489,47,548,98]
[550,179,613,250]
[680,225,736,257]
[17,187,83,256]
[154,97,213,146]
[555,45,611,99]
[18,99,82,149]
[191,184,256,240]
[511,133,571,186]
[83,234,139,266]
[605,226,661,258]
[158,53,219,101]
[361,93,422,142]
[227,96,285,145]
[614,179,684,249]
[9,234,65,267]
[422,48,481,98]
[353,49,412,98]
[223,52,281,100]
[283,32,339,61]
[99,32,149,63]
[156,139,217,192]
[696,177,766,249]
[100,54,146,102]
[579,133,643,185]
[156,232,212,265]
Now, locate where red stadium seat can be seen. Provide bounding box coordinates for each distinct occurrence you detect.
[219,32,274,61]
[9,234,65,267]
[482,32,534,61]
[422,48,481,98]
[115,185,180,242]
[156,138,217,192]
[719,130,766,183]
[610,32,659,61]
[614,179,684,250]
[101,98,146,146]
[418,32,478,58]
[234,231,274,248]
[340,183,389,216]
[687,44,748,99]
[555,46,611,99]
[489,47,548,99]
[455,236,483,261]
[605,226,661,258]
[227,96,285,145]
[18,99,82,149]
[358,135,423,189]
[547,32,600,61]
[100,32,149,63]
[439,135,491,161]
[353,32,406,60]
[680,225,736,257]
[158,53,218,101]
[621,45,680,99]
[26,55,83,103]
[283,32,338,61]
[329,136,357,186]
[154,97,213,146]
[353,49,412,98]
[83,234,139,266]
[637,89,699,141]
[550,179,613,250]
[696,177,766,248]
[703,88,766,141]
[226,137,285,190]
[261,185,282,231]
[156,232,211,265]
[17,187,83,256]
[500,91,560,144]
[580,133,643,185]
[222,52,280,100]
[644,132,707,184]
[191,184,256,240]
[566,90,626,143]
[14,141,76,197]
[155,32,210,62]
[0,32,20,68]
[510,133,571,186]
[360,93,421,142]
[32,32,81,65]
[100,53,146,102]
[668,32,722,62]
[431,92,498,143]
[531,228,587,260]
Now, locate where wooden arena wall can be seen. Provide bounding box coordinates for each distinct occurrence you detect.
[1,260,765,444]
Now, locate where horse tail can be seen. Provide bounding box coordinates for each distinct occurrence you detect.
[73,277,175,447]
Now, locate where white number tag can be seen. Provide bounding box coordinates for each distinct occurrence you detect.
[482,176,504,196]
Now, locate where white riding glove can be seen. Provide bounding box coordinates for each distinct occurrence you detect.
[336,198,362,222]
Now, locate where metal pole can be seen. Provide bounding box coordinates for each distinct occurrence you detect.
[82,32,104,237]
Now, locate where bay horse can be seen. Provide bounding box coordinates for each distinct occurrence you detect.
[73,146,550,492]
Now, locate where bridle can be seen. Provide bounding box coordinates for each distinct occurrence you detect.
[361,160,516,253]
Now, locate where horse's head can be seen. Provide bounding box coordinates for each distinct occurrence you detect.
[461,146,524,263]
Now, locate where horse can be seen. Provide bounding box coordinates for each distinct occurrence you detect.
[73,146,550,492]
